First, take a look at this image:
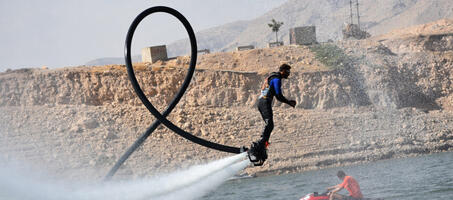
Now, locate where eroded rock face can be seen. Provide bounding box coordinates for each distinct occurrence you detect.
[338,37,452,110]
[0,67,370,109]
[1,54,450,110]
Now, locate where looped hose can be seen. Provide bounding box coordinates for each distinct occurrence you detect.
[105,6,241,180]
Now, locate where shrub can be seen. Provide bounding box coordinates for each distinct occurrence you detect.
[309,44,351,70]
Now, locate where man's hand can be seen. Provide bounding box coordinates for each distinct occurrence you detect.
[326,185,337,192]
[288,100,296,108]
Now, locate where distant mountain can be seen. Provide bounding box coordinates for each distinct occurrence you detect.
[87,0,453,64]
[85,55,141,66]
[167,0,453,56]
[166,20,251,57]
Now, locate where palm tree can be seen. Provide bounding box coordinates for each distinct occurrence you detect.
[268,19,284,43]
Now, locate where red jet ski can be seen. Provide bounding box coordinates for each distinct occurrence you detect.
[300,192,329,200]
[300,192,383,200]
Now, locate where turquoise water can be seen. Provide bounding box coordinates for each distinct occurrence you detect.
[203,152,453,200]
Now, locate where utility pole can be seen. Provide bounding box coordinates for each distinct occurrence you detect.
[356,0,361,29]
[349,0,353,24]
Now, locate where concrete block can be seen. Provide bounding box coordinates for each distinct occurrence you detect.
[236,45,255,51]
[142,45,168,63]
[268,41,283,48]
[289,26,317,45]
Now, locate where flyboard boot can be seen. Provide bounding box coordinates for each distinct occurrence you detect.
[246,140,268,166]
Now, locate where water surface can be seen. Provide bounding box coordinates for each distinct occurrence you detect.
[203,152,453,200]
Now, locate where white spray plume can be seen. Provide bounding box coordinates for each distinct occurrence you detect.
[0,152,250,200]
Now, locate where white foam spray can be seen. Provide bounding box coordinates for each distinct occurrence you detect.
[0,152,250,200]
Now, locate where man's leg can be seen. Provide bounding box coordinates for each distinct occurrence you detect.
[329,193,345,200]
[258,99,273,144]
[260,118,274,144]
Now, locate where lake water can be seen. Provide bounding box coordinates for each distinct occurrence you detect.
[0,152,451,200]
[203,152,453,200]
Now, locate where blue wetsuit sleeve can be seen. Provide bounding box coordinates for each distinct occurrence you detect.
[270,78,290,104]
[271,78,282,95]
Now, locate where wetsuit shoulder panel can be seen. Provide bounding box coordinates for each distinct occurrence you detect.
[269,78,282,95]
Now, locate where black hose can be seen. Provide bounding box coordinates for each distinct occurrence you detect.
[105,6,241,180]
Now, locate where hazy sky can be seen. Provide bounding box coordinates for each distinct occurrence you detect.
[0,0,287,71]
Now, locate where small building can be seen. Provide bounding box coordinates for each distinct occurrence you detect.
[342,24,371,40]
[142,45,168,63]
[236,45,255,51]
[197,49,210,54]
[289,26,317,45]
[268,41,283,48]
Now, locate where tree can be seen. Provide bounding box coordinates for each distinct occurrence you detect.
[268,19,284,43]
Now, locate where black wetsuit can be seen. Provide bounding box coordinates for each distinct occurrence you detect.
[258,72,292,145]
